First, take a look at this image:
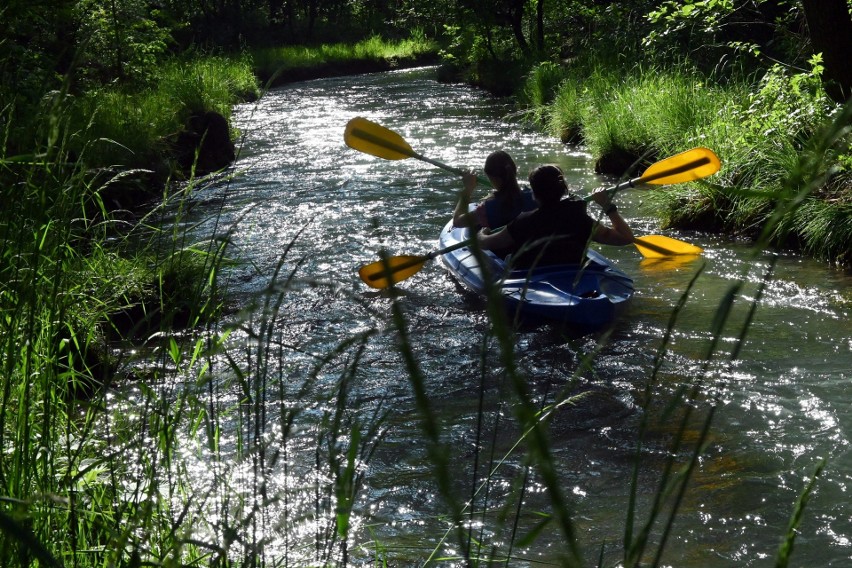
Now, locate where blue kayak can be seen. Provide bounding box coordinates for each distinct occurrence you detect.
[438,219,635,328]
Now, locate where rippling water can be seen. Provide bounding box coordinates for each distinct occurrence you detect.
[152,67,851,566]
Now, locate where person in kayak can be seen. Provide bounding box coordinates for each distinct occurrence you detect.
[477,164,634,269]
[453,150,537,231]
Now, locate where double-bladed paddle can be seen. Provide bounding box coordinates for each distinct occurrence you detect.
[345,116,720,199]
[358,233,704,289]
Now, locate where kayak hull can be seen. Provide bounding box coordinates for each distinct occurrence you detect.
[438,220,634,328]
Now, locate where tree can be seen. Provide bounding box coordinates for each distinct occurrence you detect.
[800,0,852,103]
[73,0,170,87]
[457,0,531,56]
[534,0,545,53]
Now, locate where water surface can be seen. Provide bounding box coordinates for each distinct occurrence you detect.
[153,67,852,566]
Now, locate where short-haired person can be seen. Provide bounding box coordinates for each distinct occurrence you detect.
[453,150,537,231]
[478,164,634,269]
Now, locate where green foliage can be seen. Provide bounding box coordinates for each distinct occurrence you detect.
[73,0,172,89]
[643,0,803,72]
[646,0,738,36]
[730,57,832,149]
[518,61,569,121]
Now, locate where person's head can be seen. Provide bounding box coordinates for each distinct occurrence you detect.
[483,150,518,191]
[528,164,567,206]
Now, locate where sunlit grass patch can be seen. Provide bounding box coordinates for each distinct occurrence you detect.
[70,54,258,170]
[250,34,438,82]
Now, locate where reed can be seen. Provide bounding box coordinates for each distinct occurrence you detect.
[0,56,253,563]
[518,61,569,126]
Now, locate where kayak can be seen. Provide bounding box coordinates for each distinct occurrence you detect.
[438,219,635,328]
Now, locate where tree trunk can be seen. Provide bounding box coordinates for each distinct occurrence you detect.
[108,0,124,81]
[535,0,545,52]
[509,7,529,54]
[800,0,852,103]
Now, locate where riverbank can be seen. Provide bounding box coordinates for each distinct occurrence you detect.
[250,35,440,87]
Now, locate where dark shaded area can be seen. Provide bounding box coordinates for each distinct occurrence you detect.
[171,111,236,175]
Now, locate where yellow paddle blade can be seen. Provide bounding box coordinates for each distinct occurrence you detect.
[344,117,416,161]
[358,255,429,289]
[633,235,704,258]
[640,147,721,185]
[640,255,704,271]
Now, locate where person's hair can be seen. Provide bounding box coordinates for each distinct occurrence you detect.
[483,150,524,224]
[528,164,567,205]
[483,150,520,193]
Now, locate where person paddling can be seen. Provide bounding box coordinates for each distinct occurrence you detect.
[477,164,634,269]
[453,150,537,231]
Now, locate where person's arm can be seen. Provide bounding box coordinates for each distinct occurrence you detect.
[478,226,515,251]
[590,188,634,245]
[453,172,479,228]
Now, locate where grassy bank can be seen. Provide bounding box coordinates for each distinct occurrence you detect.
[516,59,852,269]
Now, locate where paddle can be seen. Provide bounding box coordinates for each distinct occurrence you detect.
[351,125,719,286]
[344,116,491,184]
[358,233,702,289]
[582,146,721,202]
[345,116,719,200]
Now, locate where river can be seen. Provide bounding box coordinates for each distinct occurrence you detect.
[146,66,852,566]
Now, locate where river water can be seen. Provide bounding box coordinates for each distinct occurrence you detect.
[155,66,851,566]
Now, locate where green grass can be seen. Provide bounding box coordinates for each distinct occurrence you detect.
[0,50,252,563]
[250,34,438,83]
[70,54,259,171]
